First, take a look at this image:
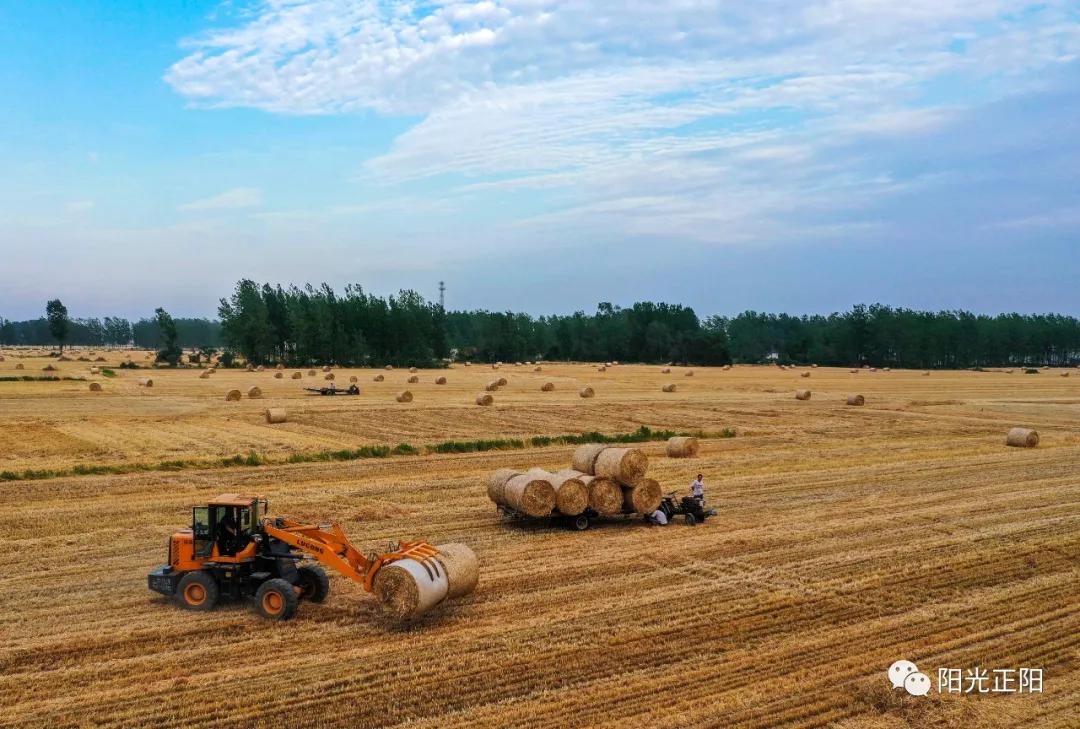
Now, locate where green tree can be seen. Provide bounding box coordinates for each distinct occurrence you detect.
[154,307,182,365]
[46,299,70,352]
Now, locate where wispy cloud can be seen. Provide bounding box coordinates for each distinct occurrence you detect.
[179,187,263,211]
[65,200,95,214]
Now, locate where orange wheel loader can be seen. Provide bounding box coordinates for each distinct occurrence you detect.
[148,494,448,621]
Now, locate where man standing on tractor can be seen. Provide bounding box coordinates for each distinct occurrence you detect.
[690,473,705,504]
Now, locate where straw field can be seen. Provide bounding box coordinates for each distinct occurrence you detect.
[0,350,1077,728]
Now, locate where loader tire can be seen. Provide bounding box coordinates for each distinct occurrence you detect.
[255,578,298,621]
[176,571,218,611]
[296,564,330,603]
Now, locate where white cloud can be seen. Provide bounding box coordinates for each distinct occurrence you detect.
[179,187,263,211]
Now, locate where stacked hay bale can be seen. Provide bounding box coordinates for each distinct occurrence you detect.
[569,445,660,515]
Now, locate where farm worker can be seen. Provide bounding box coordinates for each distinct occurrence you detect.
[690,474,705,503]
[218,509,239,556]
[648,508,668,526]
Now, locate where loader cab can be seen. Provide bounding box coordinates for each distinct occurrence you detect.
[192,494,267,561]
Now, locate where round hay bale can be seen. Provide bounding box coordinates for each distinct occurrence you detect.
[89,366,100,375]
[485,380,500,392]
[666,436,699,458]
[502,472,556,517]
[276,363,284,370]
[795,389,811,400]
[1062,372,1070,378]
[139,378,153,387]
[568,472,621,515]
[396,390,413,403]
[274,372,284,379]
[324,373,335,381]
[409,366,418,373]
[475,393,494,406]
[200,372,211,379]
[265,408,287,424]
[225,389,242,402]
[291,372,302,379]
[256,365,265,372]
[801,371,811,378]
[849,369,859,373]
[42,364,58,371]
[435,376,447,385]
[684,370,694,377]
[247,386,262,398]
[623,478,662,514]
[407,375,419,383]
[662,383,677,393]
[572,443,608,474]
[492,363,500,370]
[384,364,393,370]
[661,367,671,374]
[15,363,24,370]
[540,382,555,392]
[597,366,607,372]
[0,355,4,362]
[464,361,471,366]
[594,447,648,486]
[307,369,316,376]
[246,365,255,372]
[95,356,106,362]
[846,394,865,406]
[1005,427,1039,448]
[869,367,877,372]
[487,468,520,504]
[527,468,588,517]
[533,366,542,372]
[322,365,331,373]
[373,559,449,621]
[579,386,595,398]
[433,543,479,600]
[811,364,818,368]
[88,382,102,392]
[497,377,507,386]
[883,367,891,372]
[924,371,931,376]
[374,374,384,382]
[349,375,358,383]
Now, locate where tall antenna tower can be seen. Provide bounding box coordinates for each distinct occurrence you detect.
[439,280,445,309]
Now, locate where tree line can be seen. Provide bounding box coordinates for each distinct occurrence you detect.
[2,283,1077,368]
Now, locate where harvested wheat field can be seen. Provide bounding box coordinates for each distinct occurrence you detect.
[0,354,1078,728]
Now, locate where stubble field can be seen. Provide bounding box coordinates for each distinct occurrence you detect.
[0,351,1077,728]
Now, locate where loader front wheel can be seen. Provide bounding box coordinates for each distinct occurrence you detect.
[176,571,218,611]
[255,578,298,621]
[296,564,330,603]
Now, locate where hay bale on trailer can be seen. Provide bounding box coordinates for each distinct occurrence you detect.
[487,469,519,504]
[540,382,555,392]
[247,386,262,398]
[1005,428,1039,448]
[846,394,865,406]
[475,393,494,406]
[666,436,699,458]
[662,383,677,393]
[88,382,102,392]
[225,389,242,402]
[594,447,648,486]
[795,389,811,400]
[623,478,663,515]
[560,470,623,515]
[396,390,413,403]
[526,468,588,516]
[572,444,608,474]
[579,386,595,398]
[265,408,287,424]
[501,472,556,517]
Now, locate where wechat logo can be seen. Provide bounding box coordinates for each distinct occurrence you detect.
[889,660,932,696]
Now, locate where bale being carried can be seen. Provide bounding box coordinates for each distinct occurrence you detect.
[572,443,607,474]
[500,472,556,517]
[666,436,699,458]
[433,543,479,600]
[563,470,623,515]
[623,478,662,515]
[594,447,648,486]
[526,468,588,516]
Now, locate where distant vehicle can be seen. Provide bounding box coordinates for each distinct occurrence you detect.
[305,384,360,396]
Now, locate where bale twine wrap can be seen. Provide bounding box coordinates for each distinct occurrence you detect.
[497,377,508,387]
[435,376,447,385]
[666,436,699,458]
[248,386,263,398]
[374,374,385,382]
[396,390,413,403]
[485,380,500,392]
[139,378,153,387]
[579,386,595,398]
[475,393,494,406]
[623,478,663,515]
[407,375,420,383]
[540,382,555,392]
[265,408,287,424]
[291,372,302,379]
[225,389,242,402]
[594,447,649,487]
[89,382,102,392]
[684,370,694,377]
[561,470,623,515]
[325,373,335,381]
[373,558,449,621]
[662,383,677,393]
[433,543,479,600]
[487,468,520,504]
[501,472,556,517]
[572,443,608,474]
[1005,428,1039,448]
[274,372,284,379]
[528,468,588,516]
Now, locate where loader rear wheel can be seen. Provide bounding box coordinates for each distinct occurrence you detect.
[255,578,298,621]
[176,571,218,611]
[296,564,330,603]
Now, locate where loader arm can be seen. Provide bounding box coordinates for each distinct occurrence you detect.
[262,517,440,592]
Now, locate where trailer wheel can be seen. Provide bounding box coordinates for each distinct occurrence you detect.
[296,564,330,603]
[683,513,697,526]
[255,578,299,621]
[571,514,590,531]
[176,571,218,611]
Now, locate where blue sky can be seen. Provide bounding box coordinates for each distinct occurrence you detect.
[1,1,1078,320]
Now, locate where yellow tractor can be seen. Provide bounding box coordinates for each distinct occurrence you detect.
[148,494,470,620]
